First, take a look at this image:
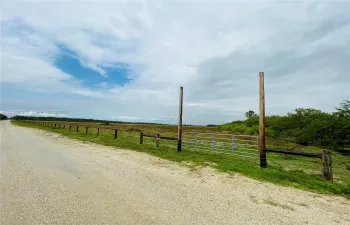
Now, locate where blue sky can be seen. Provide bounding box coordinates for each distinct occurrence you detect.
[54,45,132,89]
[1,0,350,125]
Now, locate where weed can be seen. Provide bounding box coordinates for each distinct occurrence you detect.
[345,162,350,171]
[265,200,278,207]
[265,199,295,211]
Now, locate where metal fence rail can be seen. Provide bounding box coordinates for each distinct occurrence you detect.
[182,132,259,162]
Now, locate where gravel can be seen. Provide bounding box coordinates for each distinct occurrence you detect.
[1,121,349,225]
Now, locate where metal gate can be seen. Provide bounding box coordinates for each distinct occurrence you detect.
[182,132,259,162]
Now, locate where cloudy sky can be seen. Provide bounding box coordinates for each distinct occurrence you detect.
[1,0,349,125]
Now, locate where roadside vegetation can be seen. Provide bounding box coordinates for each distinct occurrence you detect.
[0,113,8,120]
[219,100,350,150]
[12,118,350,198]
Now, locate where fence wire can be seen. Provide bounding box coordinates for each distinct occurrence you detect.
[182,132,259,163]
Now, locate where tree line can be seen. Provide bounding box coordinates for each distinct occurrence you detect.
[10,116,171,126]
[219,100,350,150]
[0,114,8,120]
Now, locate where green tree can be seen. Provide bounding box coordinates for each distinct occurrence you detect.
[219,100,350,149]
[0,114,8,120]
[335,100,350,117]
[245,110,257,119]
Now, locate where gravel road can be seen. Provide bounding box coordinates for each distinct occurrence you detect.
[0,121,349,225]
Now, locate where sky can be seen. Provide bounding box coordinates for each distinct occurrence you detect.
[1,0,349,125]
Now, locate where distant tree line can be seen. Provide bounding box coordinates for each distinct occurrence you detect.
[10,116,210,127]
[10,116,171,126]
[219,100,350,150]
[0,114,8,120]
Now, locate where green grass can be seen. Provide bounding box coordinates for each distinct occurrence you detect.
[12,120,350,198]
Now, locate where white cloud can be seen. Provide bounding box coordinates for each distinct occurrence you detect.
[1,0,349,125]
[97,82,108,88]
[79,61,107,77]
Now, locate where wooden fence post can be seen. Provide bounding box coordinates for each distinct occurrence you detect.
[321,149,333,181]
[156,133,160,147]
[140,132,144,144]
[259,72,267,168]
[55,124,57,127]
[76,126,79,132]
[97,128,100,136]
[85,127,88,134]
[114,129,118,140]
[177,86,183,152]
[63,124,65,129]
[69,125,72,131]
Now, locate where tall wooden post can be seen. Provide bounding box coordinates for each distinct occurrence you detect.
[69,125,72,131]
[76,126,79,132]
[140,132,144,144]
[177,87,183,152]
[97,128,100,136]
[321,149,333,181]
[156,133,160,147]
[114,129,118,140]
[259,72,267,168]
[85,127,88,134]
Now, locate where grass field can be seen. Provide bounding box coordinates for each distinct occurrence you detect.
[12,120,350,198]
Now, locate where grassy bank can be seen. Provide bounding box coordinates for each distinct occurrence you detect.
[12,120,350,198]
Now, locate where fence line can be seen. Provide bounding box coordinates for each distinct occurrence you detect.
[19,119,348,181]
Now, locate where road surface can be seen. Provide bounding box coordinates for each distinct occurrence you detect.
[0,121,349,224]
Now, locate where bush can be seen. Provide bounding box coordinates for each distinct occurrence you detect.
[0,114,8,120]
[218,100,350,149]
